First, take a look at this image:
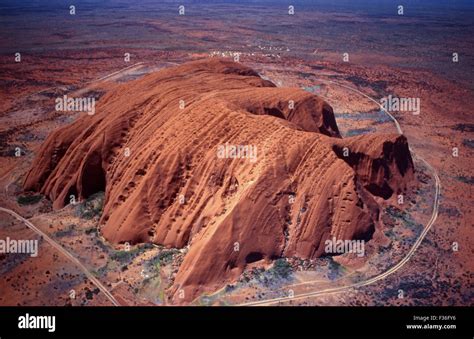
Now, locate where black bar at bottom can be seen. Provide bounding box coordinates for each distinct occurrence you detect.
[0,306,471,338]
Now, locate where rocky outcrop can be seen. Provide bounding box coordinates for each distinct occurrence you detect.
[23,58,414,302]
[332,134,414,199]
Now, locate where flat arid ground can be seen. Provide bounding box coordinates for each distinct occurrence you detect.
[0,0,472,306]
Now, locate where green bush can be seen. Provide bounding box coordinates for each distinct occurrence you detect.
[457,176,474,185]
[150,249,179,267]
[76,192,105,219]
[270,259,292,279]
[110,250,135,263]
[17,194,42,205]
[328,257,345,280]
[85,227,97,235]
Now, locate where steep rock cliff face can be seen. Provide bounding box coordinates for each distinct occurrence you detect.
[333,134,414,199]
[24,59,414,302]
